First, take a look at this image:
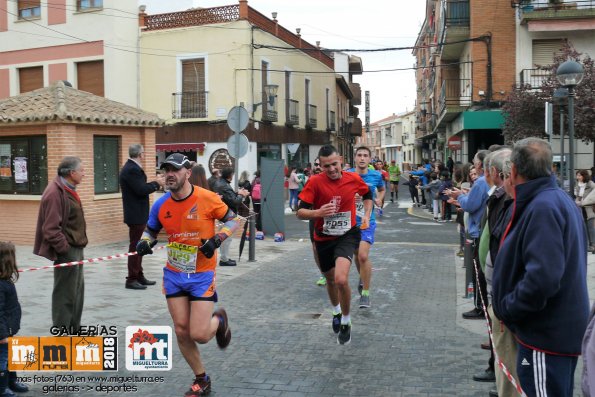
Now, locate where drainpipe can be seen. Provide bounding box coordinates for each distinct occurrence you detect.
[137,5,146,108]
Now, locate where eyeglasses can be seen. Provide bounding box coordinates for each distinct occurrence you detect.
[314,163,320,166]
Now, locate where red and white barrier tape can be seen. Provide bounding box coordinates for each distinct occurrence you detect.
[19,245,166,273]
[472,257,526,397]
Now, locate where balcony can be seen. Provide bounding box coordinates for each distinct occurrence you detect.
[172,91,208,119]
[520,0,595,25]
[439,0,470,61]
[351,118,362,137]
[519,68,552,89]
[306,104,317,129]
[285,99,299,126]
[349,82,362,106]
[327,110,336,132]
[436,79,472,130]
[261,91,278,122]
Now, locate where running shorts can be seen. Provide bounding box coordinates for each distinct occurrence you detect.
[360,221,377,245]
[163,267,218,301]
[314,227,361,273]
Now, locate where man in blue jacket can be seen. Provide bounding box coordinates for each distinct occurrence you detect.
[447,150,490,320]
[493,138,589,397]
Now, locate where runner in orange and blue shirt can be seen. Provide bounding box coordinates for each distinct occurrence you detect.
[297,145,372,345]
[347,146,386,309]
[136,153,241,397]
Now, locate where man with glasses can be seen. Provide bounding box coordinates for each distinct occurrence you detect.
[119,144,164,290]
[136,153,241,396]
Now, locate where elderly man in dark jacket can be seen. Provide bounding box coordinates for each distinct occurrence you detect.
[119,144,164,290]
[213,167,249,266]
[34,156,88,333]
[493,138,589,397]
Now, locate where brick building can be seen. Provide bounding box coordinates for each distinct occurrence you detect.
[0,81,162,245]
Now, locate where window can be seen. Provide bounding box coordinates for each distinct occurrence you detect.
[77,0,103,11]
[178,58,206,118]
[77,60,104,97]
[19,66,43,93]
[532,39,565,67]
[0,136,47,195]
[18,0,41,19]
[93,136,119,194]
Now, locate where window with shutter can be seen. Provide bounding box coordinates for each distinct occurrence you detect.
[0,136,47,195]
[93,136,119,194]
[19,66,43,93]
[77,60,104,97]
[532,39,565,67]
[180,59,206,118]
[18,0,40,19]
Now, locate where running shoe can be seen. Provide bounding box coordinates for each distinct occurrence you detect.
[456,249,465,257]
[316,276,327,286]
[337,323,351,345]
[357,279,363,296]
[185,375,211,396]
[332,312,342,334]
[212,308,231,349]
[359,295,370,308]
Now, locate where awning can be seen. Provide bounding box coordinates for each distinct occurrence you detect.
[156,143,206,152]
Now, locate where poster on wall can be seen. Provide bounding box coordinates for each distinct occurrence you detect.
[14,157,28,183]
[0,144,10,177]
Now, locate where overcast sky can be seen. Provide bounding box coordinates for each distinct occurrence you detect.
[140,0,426,122]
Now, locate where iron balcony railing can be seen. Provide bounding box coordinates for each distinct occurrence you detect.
[172,91,208,119]
[519,68,552,89]
[438,79,472,114]
[286,99,299,126]
[520,0,595,12]
[261,91,278,122]
[306,104,317,129]
[328,110,336,132]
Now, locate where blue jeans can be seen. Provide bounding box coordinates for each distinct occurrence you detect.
[289,189,299,209]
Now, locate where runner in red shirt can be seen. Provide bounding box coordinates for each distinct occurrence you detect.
[297,145,372,345]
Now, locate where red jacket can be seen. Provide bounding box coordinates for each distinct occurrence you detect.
[34,176,87,261]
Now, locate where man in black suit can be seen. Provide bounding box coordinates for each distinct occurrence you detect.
[119,144,164,289]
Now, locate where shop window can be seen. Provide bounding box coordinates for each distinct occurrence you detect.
[0,136,48,195]
[18,0,41,19]
[93,136,119,194]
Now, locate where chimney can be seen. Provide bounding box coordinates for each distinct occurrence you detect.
[239,0,248,20]
[138,4,147,28]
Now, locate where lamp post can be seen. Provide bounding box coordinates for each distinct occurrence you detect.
[553,87,568,189]
[556,60,584,198]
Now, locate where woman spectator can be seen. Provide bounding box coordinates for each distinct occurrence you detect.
[575,169,595,252]
[251,171,262,231]
[287,167,300,211]
[189,163,208,189]
[238,170,252,218]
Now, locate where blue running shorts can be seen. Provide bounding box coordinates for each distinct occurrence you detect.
[360,221,377,245]
[163,267,218,301]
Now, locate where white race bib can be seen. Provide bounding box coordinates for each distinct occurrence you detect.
[167,242,198,273]
[355,201,365,218]
[322,211,351,236]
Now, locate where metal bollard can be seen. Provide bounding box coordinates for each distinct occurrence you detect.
[248,214,256,262]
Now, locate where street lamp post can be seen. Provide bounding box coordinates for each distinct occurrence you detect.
[556,60,584,198]
[553,87,568,189]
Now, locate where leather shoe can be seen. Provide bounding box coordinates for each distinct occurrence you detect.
[463,308,484,319]
[489,390,498,397]
[139,277,156,286]
[9,381,28,393]
[481,340,491,350]
[125,280,147,290]
[473,368,496,382]
[219,260,237,267]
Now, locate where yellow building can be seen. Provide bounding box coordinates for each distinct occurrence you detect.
[139,1,361,174]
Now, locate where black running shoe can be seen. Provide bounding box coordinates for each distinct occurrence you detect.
[213,308,231,349]
[185,375,211,396]
[337,323,351,345]
[332,313,342,334]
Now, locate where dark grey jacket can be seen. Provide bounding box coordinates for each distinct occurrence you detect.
[213,178,243,212]
[0,280,21,339]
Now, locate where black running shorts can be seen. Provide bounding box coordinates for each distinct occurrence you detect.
[314,227,361,273]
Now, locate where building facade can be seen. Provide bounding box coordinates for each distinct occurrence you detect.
[414,0,516,163]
